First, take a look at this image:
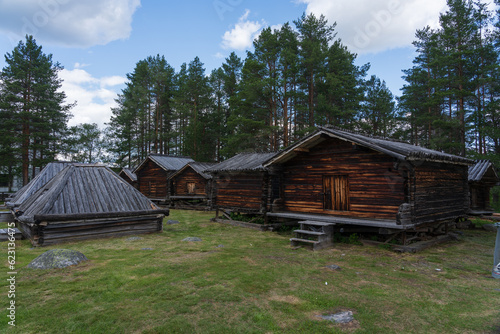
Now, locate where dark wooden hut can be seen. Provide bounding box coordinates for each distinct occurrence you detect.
[6,161,73,209]
[134,154,193,201]
[263,126,473,248]
[468,160,499,215]
[169,162,216,209]
[14,164,168,246]
[205,152,277,215]
[119,168,138,189]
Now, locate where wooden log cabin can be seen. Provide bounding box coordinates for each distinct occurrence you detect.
[205,152,277,216]
[13,164,168,246]
[118,168,138,189]
[134,154,194,201]
[168,162,216,209]
[468,160,499,215]
[263,126,474,236]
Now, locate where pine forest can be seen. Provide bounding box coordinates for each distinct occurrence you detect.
[1,0,500,188]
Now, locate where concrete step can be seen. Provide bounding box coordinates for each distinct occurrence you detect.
[293,229,326,236]
[290,237,320,245]
[299,220,335,227]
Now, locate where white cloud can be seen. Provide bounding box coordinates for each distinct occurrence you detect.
[0,0,141,48]
[298,0,448,54]
[214,52,225,59]
[221,9,264,50]
[59,66,126,128]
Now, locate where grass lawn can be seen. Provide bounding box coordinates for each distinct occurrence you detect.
[1,210,499,333]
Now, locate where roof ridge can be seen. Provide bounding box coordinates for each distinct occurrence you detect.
[149,153,192,159]
[321,125,408,144]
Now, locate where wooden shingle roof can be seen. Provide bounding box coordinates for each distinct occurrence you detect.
[16,164,166,223]
[119,168,137,182]
[169,162,217,180]
[134,154,194,173]
[264,126,474,167]
[469,160,499,183]
[7,162,74,208]
[205,152,277,173]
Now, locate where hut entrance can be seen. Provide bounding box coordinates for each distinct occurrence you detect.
[323,175,349,211]
[187,182,196,194]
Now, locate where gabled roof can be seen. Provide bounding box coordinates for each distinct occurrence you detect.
[7,162,74,208]
[205,152,277,173]
[264,126,473,167]
[134,154,194,173]
[119,168,137,182]
[169,162,217,180]
[16,164,165,223]
[469,160,499,183]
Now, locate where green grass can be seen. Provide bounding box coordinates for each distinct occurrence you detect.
[1,210,499,333]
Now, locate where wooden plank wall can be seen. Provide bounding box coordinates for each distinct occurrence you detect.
[21,214,163,246]
[214,172,265,211]
[137,160,168,198]
[280,138,406,220]
[412,163,468,223]
[173,168,208,196]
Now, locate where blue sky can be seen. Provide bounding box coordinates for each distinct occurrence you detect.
[0,0,474,128]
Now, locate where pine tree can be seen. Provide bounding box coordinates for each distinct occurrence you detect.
[63,123,103,163]
[0,35,72,185]
[316,40,368,129]
[294,13,336,130]
[360,76,396,137]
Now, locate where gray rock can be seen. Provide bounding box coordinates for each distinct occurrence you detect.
[126,236,142,241]
[216,244,224,248]
[166,220,180,225]
[483,224,498,232]
[182,237,202,242]
[326,264,341,271]
[27,249,87,269]
[141,248,153,250]
[319,311,354,324]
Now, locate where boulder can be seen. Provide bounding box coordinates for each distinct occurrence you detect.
[326,264,341,271]
[166,220,180,225]
[182,237,202,242]
[27,249,88,269]
[319,311,354,324]
[483,224,498,232]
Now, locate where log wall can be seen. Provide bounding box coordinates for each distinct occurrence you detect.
[19,214,164,246]
[173,168,209,197]
[411,163,469,223]
[280,138,406,220]
[136,160,169,198]
[214,172,266,212]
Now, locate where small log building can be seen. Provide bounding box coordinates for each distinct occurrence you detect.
[468,160,499,215]
[118,168,138,189]
[264,126,473,233]
[205,152,277,215]
[169,162,216,209]
[134,154,194,201]
[14,164,168,246]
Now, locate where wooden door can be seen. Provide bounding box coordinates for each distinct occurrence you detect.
[323,175,349,211]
